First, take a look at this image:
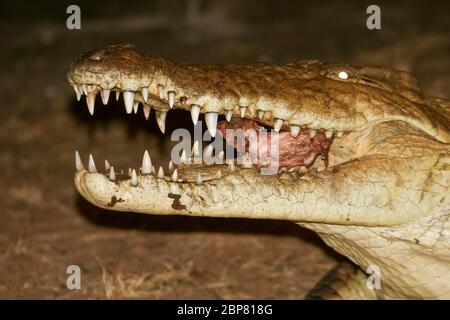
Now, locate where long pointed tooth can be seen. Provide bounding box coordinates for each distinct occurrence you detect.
[141,87,149,103]
[155,110,167,133]
[115,90,120,101]
[123,91,134,114]
[180,149,187,164]
[158,84,164,100]
[204,144,214,161]
[192,140,200,157]
[171,169,178,182]
[205,112,218,137]
[143,105,151,120]
[109,166,116,181]
[82,84,89,95]
[242,153,253,168]
[217,150,224,162]
[88,154,97,173]
[337,131,344,137]
[190,105,200,125]
[168,160,175,171]
[100,89,110,105]
[75,151,85,171]
[133,101,139,114]
[86,92,96,115]
[168,91,175,109]
[130,169,138,186]
[274,119,283,132]
[151,165,156,175]
[309,129,317,138]
[290,125,300,137]
[141,150,152,174]
[157,167,164,178]
[104,160,111,172]
[240,106,247,118]
[226,110,233,122]
[325,131,333,138]
[73,85,82,101]
[257,110,265,119]
[196,174,203,185]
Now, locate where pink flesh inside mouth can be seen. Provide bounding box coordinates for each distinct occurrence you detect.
[217,118,333,169]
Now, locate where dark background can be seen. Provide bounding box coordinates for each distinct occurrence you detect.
[0,0,448,298]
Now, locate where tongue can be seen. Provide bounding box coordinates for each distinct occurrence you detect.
[217,118,332,169]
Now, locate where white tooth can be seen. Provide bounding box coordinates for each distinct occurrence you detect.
[75,151,85,171]
[196,174,203,185]
[190,105,200,125]
[171,169,178,182]
[158,84,164,100]
[143,105,151,120]
[168,91,175,108]
[155,110,167,133]
[204,144,214,160]
[133,101,139,114]
[101,89,110,105]
[228,162,236,172]
[192,140,200,157]
[104,160,111,171]
[205,112,218,137]
[130,169,138,186]
[151,165,156,175]
[325,131,333,138]
[141,87,149,103]
[82,84,89,95]
[157,166,164,178]
[217,150,224,162]
[257,110,265,119]
[216,170,222,179]
[109,166,116,181]
[240,106,247,118]
[309,129,317,138]
[128,168,132,177]
[312,120,321,127]
[86,92,96,115]
[242,153,253,168]
[168,160,175,171]
[73,85,82,101]
[115,90,120,101]
[141,150,152,174]
[274,119,283,132]
[123,91,134,114]
[88,154,97,173]
[226,110,233,122]
[290,125,300,137]
[337,131,344,137]
[299,166,308,173]
[180,149,187,164]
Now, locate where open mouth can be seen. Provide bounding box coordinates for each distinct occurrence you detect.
[71,83,342,184]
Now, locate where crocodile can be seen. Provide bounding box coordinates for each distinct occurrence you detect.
[67,44,450,299]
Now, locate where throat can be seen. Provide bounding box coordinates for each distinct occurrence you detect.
[218,118,333,169]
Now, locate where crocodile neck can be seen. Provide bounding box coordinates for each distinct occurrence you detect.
[300,211,450,299]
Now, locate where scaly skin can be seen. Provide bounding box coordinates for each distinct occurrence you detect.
[67,44,450,299]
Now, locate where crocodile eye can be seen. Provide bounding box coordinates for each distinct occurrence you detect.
[338,71,349,80]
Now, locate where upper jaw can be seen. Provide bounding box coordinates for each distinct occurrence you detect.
[68,44,354,138]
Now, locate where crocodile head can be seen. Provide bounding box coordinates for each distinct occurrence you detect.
[68,44,450,298]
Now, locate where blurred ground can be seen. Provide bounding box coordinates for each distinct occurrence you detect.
[0,0,448,299]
